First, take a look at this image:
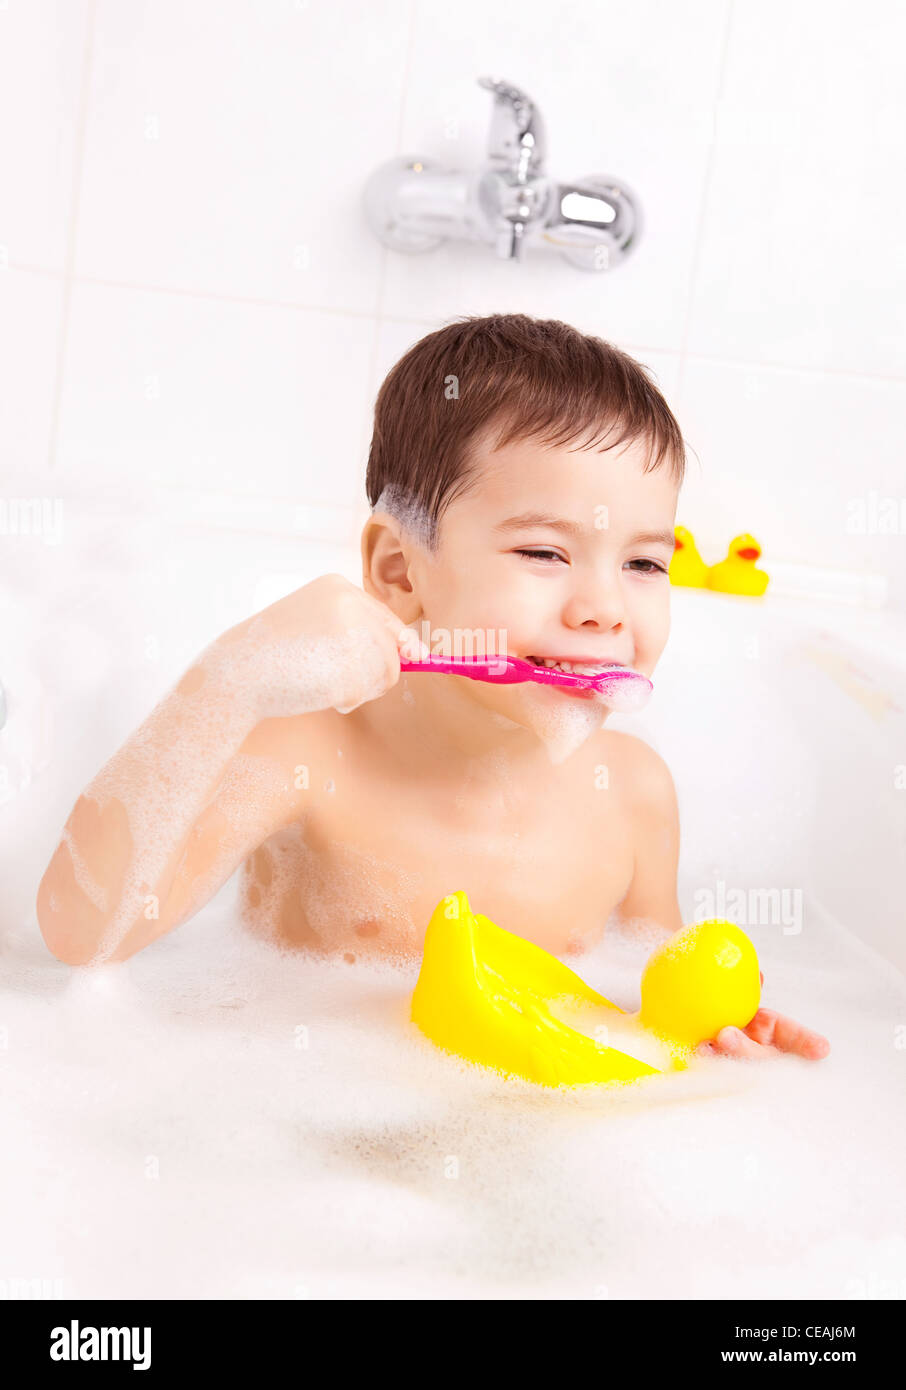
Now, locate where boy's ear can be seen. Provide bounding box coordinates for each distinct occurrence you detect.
[360,511,418,615]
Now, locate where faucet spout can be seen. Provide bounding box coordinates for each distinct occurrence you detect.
[477,75,547,176]
[476,78,552,259]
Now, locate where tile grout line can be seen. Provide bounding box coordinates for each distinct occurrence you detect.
[18,258,906,384]
[11,249,906,387]
[19,248,906,387]
[46,0,98,474]
[675,0,736,411]
[52,269,381,320]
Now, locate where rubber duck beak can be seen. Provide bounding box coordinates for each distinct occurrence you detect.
[736,546,760,560]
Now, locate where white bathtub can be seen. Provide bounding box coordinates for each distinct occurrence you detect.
[2,498,905,1299]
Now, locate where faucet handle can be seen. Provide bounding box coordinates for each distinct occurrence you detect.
[477,75,546,175]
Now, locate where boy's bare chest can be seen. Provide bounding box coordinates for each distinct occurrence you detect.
[240,734,635,958]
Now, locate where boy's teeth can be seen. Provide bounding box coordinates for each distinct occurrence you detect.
[533,657,614,674]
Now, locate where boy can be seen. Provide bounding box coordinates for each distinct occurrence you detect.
[37,313,829,1064]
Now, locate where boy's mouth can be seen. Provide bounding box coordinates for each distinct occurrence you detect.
[523,654,627,675]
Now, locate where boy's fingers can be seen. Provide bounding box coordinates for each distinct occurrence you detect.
[752,1009,830,1059]
[711,1026,769,1059]
[397,625,431,661]
[713,1011,830,1061]
[370,602,430,660]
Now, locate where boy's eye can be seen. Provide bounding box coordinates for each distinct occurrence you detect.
[515,548,565,563]
[515,550,668,573]
[627,558,668,575]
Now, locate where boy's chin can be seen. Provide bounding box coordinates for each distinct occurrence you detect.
[470,680,610,752]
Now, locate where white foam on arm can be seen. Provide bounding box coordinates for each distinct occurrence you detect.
[36,620,388,966]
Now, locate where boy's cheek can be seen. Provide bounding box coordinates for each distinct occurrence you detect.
[636,595,671,666]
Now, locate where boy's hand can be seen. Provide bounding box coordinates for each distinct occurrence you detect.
[697,970,831,1061]
[209,573,428,719]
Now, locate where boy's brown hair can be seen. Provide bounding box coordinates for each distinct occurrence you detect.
[366,312,685,548]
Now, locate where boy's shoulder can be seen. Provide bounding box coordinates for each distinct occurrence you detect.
[592,728,677,814]
[237,706,343,796]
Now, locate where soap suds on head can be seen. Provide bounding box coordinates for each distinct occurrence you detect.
[372,484,435,551]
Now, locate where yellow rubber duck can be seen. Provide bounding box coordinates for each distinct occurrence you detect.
[669,525,709,587]
[707,533,769,596]
[410,891,761,1089]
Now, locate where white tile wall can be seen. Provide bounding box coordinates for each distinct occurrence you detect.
[687,0,906,378]
[2,0,905,605]
[0,270,65,476]
[56,280,376,511]
[0,0,92,274]
[74,0,411,310]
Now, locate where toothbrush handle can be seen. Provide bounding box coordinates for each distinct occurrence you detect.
[399,655,526,684]
[399,654,652,694]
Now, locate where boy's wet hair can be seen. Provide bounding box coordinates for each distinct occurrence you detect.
[366,312,686,549]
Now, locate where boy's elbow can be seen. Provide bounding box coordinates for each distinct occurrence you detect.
[36,881,82,965]
[35,867,115,967]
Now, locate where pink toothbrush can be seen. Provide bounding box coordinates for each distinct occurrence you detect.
[398,654,653,712]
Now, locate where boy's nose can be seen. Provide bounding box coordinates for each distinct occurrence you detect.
[561,586,627,632]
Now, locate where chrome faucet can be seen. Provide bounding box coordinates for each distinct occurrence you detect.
[475,76,550,261]
[364,75,641,271]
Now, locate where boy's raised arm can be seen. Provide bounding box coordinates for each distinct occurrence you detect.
[36,653,297,966]
[36,574,419,966]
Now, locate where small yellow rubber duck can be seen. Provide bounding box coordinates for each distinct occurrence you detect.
[410,891,761,1089]
[668,525,709,587]
[707,533,769,596]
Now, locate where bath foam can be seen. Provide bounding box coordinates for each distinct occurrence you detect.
[239,825,310,947]
[85,688,267,962]
[61,824,110,917]
[209,753,292,830]
[590,675,652,716]
[203,621,393,721]
[9,828,906,1299]
[85,623,393,962]
[168,753,298,931]
[371,484,435,551]
[298,833,424,961]
[512,686,607,765]
[447,751,529,860]
[240,823,423,961]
